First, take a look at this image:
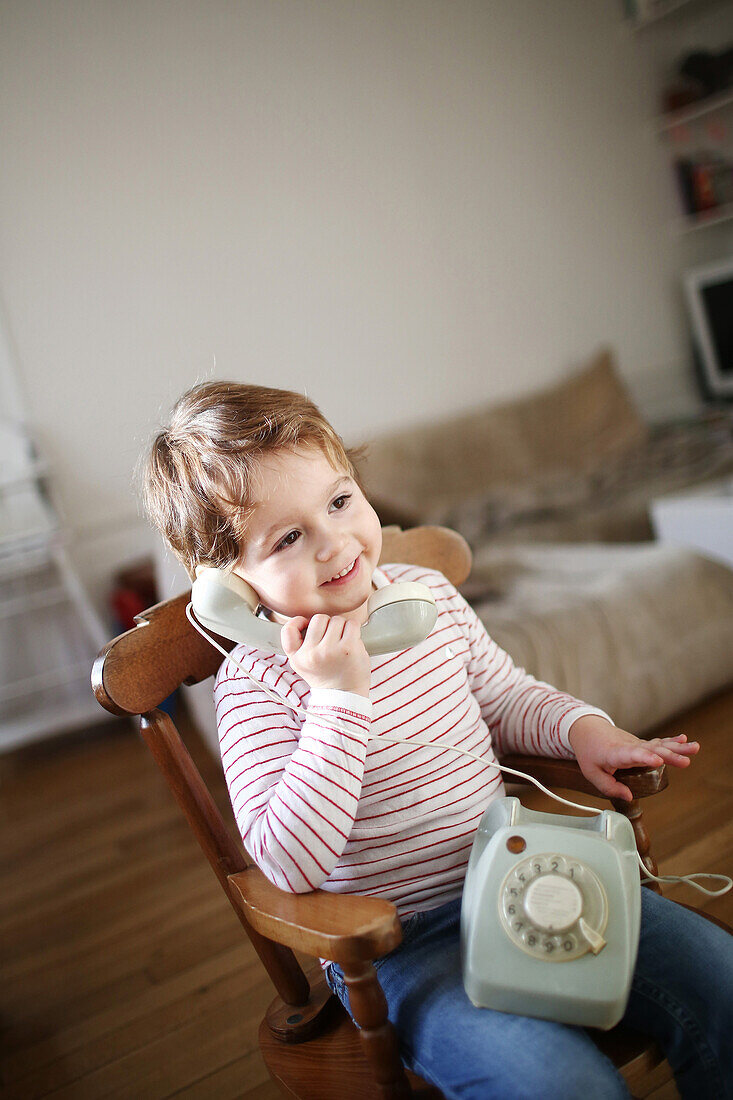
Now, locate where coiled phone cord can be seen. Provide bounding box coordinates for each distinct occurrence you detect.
[186,604,732,898]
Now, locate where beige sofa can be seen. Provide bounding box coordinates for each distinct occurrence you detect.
[358,350,733,734]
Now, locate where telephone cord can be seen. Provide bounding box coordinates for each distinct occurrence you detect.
[186,603,732,898]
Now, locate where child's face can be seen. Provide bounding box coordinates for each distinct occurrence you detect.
[233,444,383,624]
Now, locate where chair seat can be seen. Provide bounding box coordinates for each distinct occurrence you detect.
[258,990,670,1100]
[258,996,442,1099]
[592,1026,670,1096]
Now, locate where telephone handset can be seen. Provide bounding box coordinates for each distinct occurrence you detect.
[461,797,641,1030]
[190,565,438,657]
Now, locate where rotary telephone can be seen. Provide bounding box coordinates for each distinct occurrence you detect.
[460,796,641,1030]
[189,565,438,657]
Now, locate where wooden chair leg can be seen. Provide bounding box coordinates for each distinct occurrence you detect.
[341,960,412,1100]
[611,797,661,892]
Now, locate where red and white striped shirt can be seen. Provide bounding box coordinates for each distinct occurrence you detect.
[214,563,611,918]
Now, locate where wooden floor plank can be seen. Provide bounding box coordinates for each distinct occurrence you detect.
[3,962,271,1098]
[42,988,272,1100]
[1,884,223,990]
[2,864,216,1014]
[2,945,261,1083]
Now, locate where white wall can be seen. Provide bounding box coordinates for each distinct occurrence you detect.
[1,0,731,619]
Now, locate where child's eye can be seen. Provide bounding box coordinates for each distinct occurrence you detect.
[275,530,300,552]
[330,493,351,511]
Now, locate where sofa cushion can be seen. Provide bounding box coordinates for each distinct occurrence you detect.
[424,409,733,546]
[358,348,646,525]
[465,542,733,735]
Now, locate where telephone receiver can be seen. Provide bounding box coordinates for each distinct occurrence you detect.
[190,566,438,657]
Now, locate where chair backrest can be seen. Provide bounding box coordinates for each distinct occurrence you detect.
[91,526,472,1005]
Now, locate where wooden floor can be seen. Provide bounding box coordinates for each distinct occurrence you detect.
[1,688,732,1099]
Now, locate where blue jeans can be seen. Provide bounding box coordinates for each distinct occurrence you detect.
[325,889,732,1099]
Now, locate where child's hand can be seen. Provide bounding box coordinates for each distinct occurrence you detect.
[567,715,699,802]
[281,614,371,699]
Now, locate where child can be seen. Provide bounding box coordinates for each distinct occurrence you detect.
[142,380,732,1100]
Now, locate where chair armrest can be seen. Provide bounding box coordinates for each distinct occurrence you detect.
[227,865,403,966]
[229,761,667,970]
[500,754,668,801]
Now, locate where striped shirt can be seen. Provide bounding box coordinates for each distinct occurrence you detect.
[214,563,611,917]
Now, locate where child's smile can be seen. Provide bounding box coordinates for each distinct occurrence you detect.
[321,556,361,587]
[233,444,382,625]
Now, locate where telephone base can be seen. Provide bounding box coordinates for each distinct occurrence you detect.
[461,797,641,1030]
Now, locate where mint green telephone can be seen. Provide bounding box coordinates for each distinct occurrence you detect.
[461,796,641,1030]
[190,566,438,657]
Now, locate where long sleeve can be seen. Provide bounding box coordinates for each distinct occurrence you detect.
[444,585,613,759]
[215,652,372,892]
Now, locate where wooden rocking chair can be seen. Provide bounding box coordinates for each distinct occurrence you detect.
[93,525,677,1099]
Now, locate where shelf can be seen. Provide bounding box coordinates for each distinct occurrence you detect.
[0,584,69,620]
[0,459,48,491]
[0,544,55,581]
[0,660,93,705]
[673,201,733,232]
[0,423,112,752]
[0,484,58,552]
[656,88,733,133]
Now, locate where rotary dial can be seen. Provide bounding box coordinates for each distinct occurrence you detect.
[498,852,608,961]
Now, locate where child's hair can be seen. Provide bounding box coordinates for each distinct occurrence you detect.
[139,380,362,578]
